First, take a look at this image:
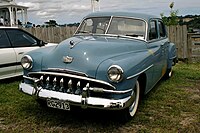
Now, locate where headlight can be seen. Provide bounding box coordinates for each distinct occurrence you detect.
[107,65,123,82]
[21,55,33,70]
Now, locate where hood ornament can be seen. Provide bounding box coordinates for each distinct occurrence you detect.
[63,56,73,63]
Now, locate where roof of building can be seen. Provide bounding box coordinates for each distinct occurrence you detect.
[0,0,28,8]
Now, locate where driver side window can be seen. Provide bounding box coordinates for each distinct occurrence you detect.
[149,20,158,40]
[158,21,166,38]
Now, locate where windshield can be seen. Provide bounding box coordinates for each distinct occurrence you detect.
[76,17,111,34]
[75,16,146,40]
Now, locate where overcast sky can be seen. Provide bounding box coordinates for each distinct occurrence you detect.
[15,0,200,25]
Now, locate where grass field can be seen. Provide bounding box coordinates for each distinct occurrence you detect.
[0,62,200,133]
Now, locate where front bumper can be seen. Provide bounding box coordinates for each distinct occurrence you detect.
[19,82,133,110]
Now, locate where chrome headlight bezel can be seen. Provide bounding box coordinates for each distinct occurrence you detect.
[21,55,33,70]
[107,65,123,83]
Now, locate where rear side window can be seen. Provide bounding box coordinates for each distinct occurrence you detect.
[149,20,158,40]
[6,29,37,47]
[0,29,11,48]
[158,21,166,38]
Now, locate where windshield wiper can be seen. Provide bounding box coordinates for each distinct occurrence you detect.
[103,34,128,38]
[76,30,93,35]
[125,33,143,38]
[104,34,145,40]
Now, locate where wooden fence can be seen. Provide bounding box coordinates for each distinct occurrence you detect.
[188,33,200,62]
[167,25,200,62]
[167,25,188,60]
[23,26,200,62]
[23,27,77,44]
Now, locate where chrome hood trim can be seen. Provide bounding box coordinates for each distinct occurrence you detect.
[46,68,88,77]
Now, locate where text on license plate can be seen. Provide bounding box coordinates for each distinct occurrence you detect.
[47,99,70,111]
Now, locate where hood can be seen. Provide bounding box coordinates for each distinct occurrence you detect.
[42,35,147,78]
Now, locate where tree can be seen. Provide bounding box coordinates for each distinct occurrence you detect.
[187,17,200,29]
[44,20,58,27]
[160,2,179,26]
[67,23,80,27]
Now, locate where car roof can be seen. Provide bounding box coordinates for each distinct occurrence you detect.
[84,11,159,22]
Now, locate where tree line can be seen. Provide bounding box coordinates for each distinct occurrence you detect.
[27,2,199,33]
[161,2,200,33]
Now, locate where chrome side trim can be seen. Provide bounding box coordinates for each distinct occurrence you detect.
[127,64,154,80]
[27,72,116,89]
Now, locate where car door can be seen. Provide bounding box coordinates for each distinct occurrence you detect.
[147,19,167,84]
[0,29,17,79]
[5,29,42,75]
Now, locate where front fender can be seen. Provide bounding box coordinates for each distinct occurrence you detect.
[23,45,57,76]
[95,50,153,91]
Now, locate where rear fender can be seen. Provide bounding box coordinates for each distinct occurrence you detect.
[167,42,177,69]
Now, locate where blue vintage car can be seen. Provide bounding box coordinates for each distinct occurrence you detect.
[19,11,177,119]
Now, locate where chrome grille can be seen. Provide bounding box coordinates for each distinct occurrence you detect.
[27,71,115,96]
[39,75,87,95]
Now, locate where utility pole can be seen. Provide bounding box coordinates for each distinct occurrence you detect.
[91,0,100,12]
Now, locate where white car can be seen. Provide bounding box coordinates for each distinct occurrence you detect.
[0,27,57,79]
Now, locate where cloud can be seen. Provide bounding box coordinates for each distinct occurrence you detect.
[36,11,50,16]
[71,4,90,11]
[15,0,200,24]
[17,2,40,12]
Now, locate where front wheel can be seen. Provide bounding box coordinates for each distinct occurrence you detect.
[123,80,140,120]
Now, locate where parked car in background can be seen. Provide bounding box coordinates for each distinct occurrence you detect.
[19,11,177,120]
[0,27,57,80]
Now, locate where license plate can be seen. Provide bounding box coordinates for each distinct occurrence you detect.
[47,99,70,111]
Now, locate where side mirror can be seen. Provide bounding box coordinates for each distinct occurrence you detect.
[39,40,47,47]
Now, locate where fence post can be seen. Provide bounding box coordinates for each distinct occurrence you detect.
[187,34,192,63]
[182,25,188,60]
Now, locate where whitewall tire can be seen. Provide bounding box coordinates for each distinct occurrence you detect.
[129,80,140,117]
[122,80,140,120]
